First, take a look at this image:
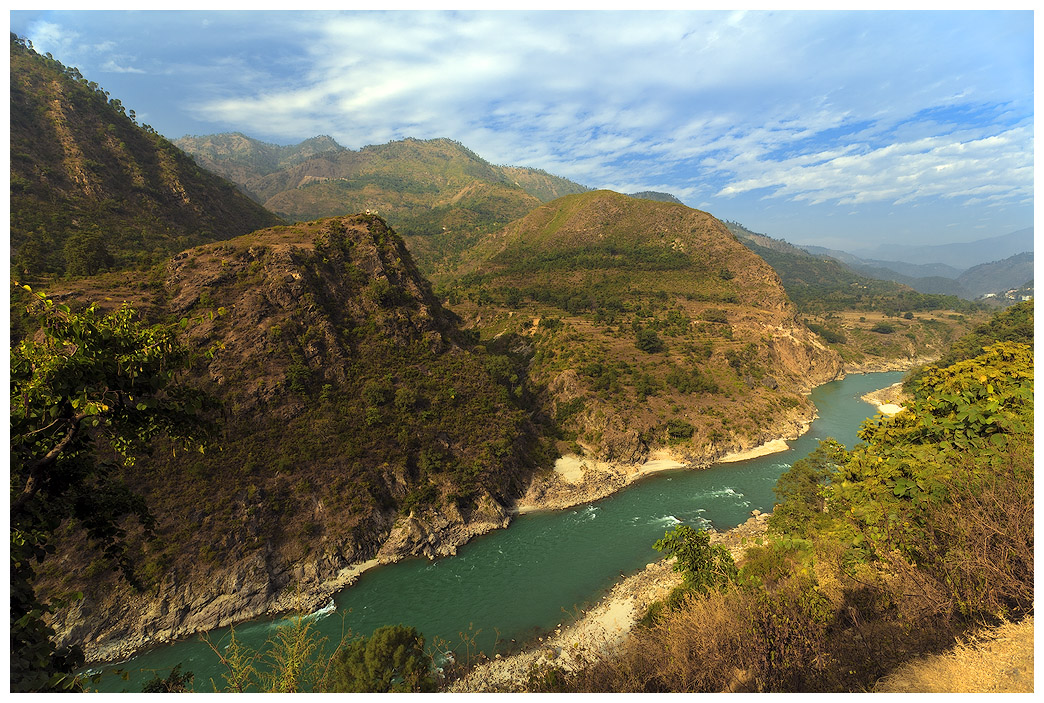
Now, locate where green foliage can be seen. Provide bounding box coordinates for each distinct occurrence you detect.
[829,343,1032,601]
[769,440,848,537]
[700,308,729,324]
[327,625,436,693]
[653,525,737,595]
[63,229,115,277]
[905,299,1033,391]
[202,614,342,692]
[496,240,693,275]
[869,322,895,334]
[664,419,695,441]
[635,327,665,353]
[9,284,214,691]
[804,322,846,344]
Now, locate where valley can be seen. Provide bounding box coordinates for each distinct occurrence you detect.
[8,29,1030,694]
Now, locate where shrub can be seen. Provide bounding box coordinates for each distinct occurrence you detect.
[635,328,665,353]
[653,525,737,595]
[327,625,436,692]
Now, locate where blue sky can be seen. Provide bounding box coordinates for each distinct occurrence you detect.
[8,9,1034,249]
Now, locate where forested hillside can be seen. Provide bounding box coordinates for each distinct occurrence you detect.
[522,302,1033,692]
[22,214,553,671]
[439,191,844,471]
[725,221,987,370]
[9,35,282,280]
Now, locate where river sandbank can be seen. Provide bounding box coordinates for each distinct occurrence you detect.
[861,381,911,416]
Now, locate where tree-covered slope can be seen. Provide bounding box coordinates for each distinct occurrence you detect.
[724,221,988,369]
[440,191,844,467]
[34,214,552,664]
[9,35,283,279]
[524,303,1033,693]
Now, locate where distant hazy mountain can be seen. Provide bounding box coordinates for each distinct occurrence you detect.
[958,252,1034,298]
[173,132,345,188]
[801,237,1033,300]
[847,227,1033,270]
[627,191,684,204]
[723,222,956,313]
[803,246,965,279]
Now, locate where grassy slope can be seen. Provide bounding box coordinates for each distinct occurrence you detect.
[438,191,843,463]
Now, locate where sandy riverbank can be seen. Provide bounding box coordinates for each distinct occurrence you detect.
[861,381,910,416]
[717,438,790,463]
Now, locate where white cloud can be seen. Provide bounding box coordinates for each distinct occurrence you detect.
[101,59,145,74]
[27,9,1025,234]
[715,123,1032,208]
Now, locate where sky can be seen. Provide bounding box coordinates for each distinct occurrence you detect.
[7,9,1035,250]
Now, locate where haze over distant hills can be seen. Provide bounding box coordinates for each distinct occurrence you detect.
[841,227,1033,270]
[801,228,1033,300]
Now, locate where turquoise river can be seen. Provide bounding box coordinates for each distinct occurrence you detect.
[89,371,903,692]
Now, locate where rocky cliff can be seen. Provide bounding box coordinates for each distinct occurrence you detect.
[39,214,549,664]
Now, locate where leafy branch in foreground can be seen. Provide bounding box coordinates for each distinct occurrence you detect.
[10,283,215,691]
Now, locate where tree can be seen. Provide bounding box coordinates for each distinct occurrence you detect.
[653,524,737,595]
[769,439,848,537]
[62,229,115,277]
[10,284,214,691]
[327,625,436,692]
[635,327,664,353]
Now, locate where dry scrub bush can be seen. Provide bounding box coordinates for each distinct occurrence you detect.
[910,445,1034,622]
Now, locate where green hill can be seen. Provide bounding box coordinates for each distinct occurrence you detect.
[9,35,282,280]
[440,191,844,465]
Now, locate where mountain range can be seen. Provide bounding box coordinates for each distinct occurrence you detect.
[10,32,995,673]
[802,239,1033,299]
[174,132,589,274]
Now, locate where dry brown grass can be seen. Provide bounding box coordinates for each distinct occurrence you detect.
[874,617,1034,693]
